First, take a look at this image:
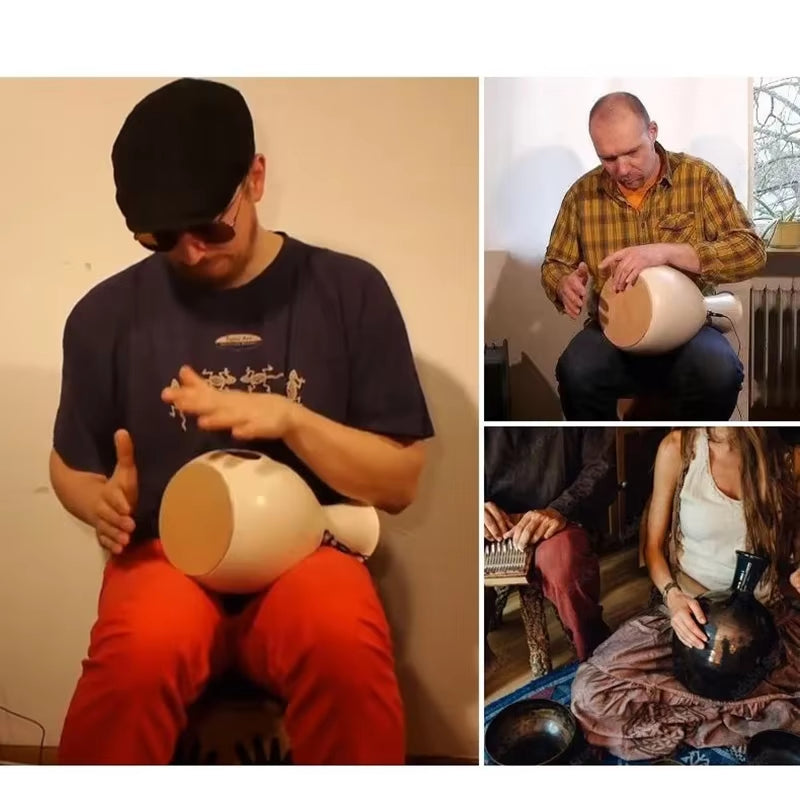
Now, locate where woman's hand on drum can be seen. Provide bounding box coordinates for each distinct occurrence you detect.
[161,365,296,440]
[484,502,513,542]
[556,263,589,319]
[599,244,667,292]
[666,590,708,649]
[505,507,566,551]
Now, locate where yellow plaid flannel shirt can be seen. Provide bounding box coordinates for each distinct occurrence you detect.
[541,142,766,315]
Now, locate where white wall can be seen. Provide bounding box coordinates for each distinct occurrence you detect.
[0,78,479,759]
[484,77,753,419]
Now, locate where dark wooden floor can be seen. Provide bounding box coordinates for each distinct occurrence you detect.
[484,544,653,705]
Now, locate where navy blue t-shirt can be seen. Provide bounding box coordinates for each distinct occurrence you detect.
[53,233,435,542]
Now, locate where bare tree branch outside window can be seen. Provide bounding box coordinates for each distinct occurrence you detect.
[753,77,800,240]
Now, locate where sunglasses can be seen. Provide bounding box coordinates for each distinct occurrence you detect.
[134,185,245,253]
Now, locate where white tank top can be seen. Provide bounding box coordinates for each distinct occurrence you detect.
[677,429,746,592]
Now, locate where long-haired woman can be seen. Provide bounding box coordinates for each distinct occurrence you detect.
[570,427,800,760]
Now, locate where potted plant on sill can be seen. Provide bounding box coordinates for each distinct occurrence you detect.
[766,209,800,249]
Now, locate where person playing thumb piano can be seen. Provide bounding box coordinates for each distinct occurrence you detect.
[483,427,616,665]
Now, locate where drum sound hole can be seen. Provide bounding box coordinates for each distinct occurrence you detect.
[224,450,262,460]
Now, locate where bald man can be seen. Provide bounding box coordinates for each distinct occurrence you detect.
[541,92,765,421]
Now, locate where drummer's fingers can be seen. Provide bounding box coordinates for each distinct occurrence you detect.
[673,610,707,649]
[569,272,587,299]
[598,252,621,274]
[613,258,629,291]
[677,621,706,650]
[563,297,582,319]
[687,598,707,626]
[617,253,641,289]
[673,622,699,649]
[624,262,646,288]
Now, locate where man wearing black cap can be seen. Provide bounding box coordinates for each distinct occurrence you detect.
[49,78,434,765]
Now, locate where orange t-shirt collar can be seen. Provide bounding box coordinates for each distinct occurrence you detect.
[618,154,664,210]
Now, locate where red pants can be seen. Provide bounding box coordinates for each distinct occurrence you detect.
[534,525,609,661]
[57,541,404,765]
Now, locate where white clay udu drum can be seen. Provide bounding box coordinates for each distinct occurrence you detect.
[158,449,380,594]
[598,265,743,355]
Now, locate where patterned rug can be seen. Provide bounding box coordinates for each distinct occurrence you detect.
[484,662,746,766]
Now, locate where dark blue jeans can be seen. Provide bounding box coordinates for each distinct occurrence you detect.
[556,323,743,421]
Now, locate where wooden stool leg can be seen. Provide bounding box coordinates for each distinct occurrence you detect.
[491,585,512,629]
[518,582,552,679]
[483,587,497,670]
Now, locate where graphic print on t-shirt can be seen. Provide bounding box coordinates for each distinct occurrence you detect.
[203,367,237,390]
[240,365,284,393]
[165,358,307,433]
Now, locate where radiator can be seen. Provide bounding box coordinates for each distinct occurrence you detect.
[750,279,800,419]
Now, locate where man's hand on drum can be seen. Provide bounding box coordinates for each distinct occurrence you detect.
[556,262,589,319]
[93,429,138,555]
[599,243,668,292]
[162,365,297,440]
[505,508,566,551]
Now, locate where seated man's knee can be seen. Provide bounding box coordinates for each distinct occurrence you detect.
[297,613,397,698]
[98,626,205,696]
[677,334,743,397]
[556,335,611,391]
[536,526,591,586]
[700,355,743,394]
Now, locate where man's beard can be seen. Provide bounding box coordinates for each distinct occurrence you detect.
[170,228,258,289]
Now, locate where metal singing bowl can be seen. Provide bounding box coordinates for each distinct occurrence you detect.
[485,699,577,765]
[746,730,800,765]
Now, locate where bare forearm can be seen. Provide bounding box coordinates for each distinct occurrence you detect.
[645,540,674,594]
[644,431,683,594]
[283,406,426,513]
[49,449,104,527]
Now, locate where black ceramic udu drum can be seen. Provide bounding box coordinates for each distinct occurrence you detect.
[672,550,780,701]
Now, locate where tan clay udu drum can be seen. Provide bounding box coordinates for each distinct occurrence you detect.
[158,449,380,594]
[598,265,742,355]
